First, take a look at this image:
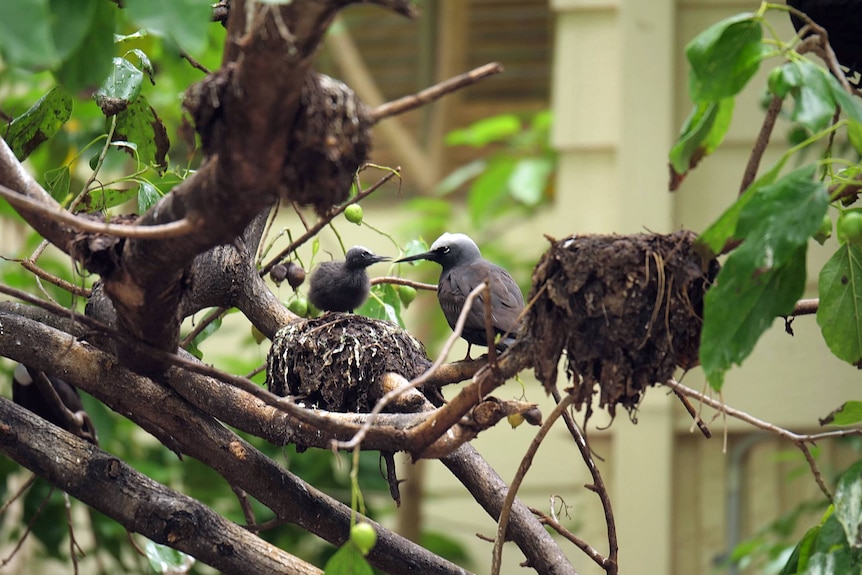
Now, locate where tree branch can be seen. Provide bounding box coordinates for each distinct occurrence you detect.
[0,397,323,575]
[0,307,473,575]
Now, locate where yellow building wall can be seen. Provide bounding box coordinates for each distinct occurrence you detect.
[537,1,862,574]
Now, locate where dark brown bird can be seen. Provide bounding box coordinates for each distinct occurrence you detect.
[787,0,862,77]
[12,364,97,444]
[397,233,524,359]
[307,246,390,312]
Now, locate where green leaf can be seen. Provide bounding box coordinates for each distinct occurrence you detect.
[435,159,486,195]
[696,157,787,258]
[669,98,734,178]
[5,86,73,161]
[45,166,71,203]
[357,284,404,327]
[467,158,516,226]
[849,120,862,157]
[54,0,116,94]
[701,244,807,389]
[790,60,837,133]
[79,188,138,212]
[821,401,862,426]
[835,461,862,549]
[137,181,162,214]
[95,57,145,116]
[701,165,828,389]
[114,96,170,171]
[824,68,862,125]
[817,244,862,366]
[324,542,374,575]
[124,0,211,54]
[508,156,554,206]
[779,526,819,575]
[446,114,522,147]
[768,62,803,100]
[49,0,97,61]
[401,238,429,258]
[686,13,769,102]
[24,480,67,559]
[144,539,195,573]
[124,48,155,84]
[0,0,58,69]
[735,165,828,254]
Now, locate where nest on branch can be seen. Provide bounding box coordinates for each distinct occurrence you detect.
[280,73,373,214]
[266,314,431,413]
[525,231,720,417]
[184,71,372,215]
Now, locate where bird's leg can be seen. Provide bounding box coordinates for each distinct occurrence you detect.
[462,343,473,362]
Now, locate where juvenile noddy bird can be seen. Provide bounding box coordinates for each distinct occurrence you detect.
[307,246,390,312]
[397,233,525,358]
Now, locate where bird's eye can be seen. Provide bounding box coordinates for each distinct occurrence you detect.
[440,246,450,254]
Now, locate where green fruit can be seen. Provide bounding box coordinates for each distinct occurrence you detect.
[507,413,525,429]
[813,214,832,245]
[350,522,377,555]
[287,297,308,317]
[306,301,321,318]
[250,325,266,345]
[344,204,363,224]
[838,210,862,245]
[398,285,417,307]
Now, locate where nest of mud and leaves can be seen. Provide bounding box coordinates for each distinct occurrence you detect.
[266,314,431,413]
[185,71,372,214]
[525,231,719,417]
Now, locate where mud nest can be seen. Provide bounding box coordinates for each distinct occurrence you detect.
[279,73,373,214]
[266,314,431,413]
[525,231,719,417]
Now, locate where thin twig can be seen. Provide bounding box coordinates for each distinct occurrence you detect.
[372,62,504,122]
[370,276,437,291]
[739,94,783,195]
[180,51,211,74]
[180,307,229,348]
[0,183,196,239]
[64,492,84,575]
[490,391,577,575]
[550,386,618,574]
[0,484,55,568]
[73,115,117,213]
[0,257,92,297]
[231,485,256,527]
[332,282,490,450]
[665,378,859,500]
[529,506,608,570]
[670,387,712,439]
[260,167,400,277]
[0,474,36,517]
[790,298,818,316]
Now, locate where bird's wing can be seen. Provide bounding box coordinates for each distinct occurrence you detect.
[442,262,524,335]
[486,263,525,334]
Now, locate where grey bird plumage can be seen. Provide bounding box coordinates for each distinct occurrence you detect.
[397,233,525,358]
[307,246,390,312]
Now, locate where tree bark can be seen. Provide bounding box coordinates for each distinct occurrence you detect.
[0,397,322,575]
[0,307,472,575]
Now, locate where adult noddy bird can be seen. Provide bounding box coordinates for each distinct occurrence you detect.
[307,246,390,312]
[397,233,524,358]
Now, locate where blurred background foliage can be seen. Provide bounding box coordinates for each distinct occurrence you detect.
[0,1,555,572]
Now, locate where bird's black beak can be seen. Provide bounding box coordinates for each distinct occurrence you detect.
[370,255,391,264]
[396,250,435,264]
